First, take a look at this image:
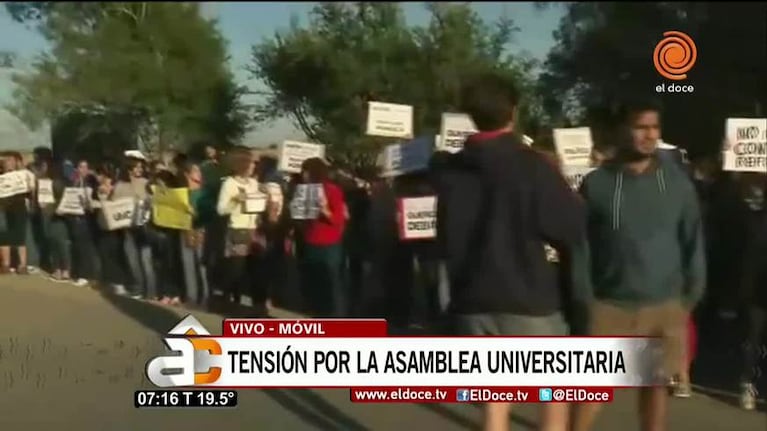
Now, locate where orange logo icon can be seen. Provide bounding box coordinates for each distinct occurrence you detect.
[653,31,697,81]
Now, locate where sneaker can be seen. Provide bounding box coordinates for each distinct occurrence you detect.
[130,294,143,300]
[72,278,89,287]
[112,284,128,296]
[27,266,41,275]
[672,382,692,398]
[740,383,756,411]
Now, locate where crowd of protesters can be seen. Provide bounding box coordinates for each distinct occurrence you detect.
[0,72,764,431]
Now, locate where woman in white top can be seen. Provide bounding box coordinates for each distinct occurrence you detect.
[216,147,260,307]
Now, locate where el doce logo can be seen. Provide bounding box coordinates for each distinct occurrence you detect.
[145,315,222,387]
[654,31,697,93]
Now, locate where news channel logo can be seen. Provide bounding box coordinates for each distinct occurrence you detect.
[456,389,470,402]
[539,388,553,402]
[145,315,223,387]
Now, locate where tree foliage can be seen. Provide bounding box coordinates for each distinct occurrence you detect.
[6,2,249,158]
[249,2,542,172]
[540,2,767,155]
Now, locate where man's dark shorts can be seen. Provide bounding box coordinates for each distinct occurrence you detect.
[454,312,568,336]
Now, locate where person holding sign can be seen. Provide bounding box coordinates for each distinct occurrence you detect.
[297,157,347,317]
[93,164,130,295]
[571,99,705,431]
[0,152,32,274]
[113,158,155,300]
[63,159,99,287]
[216,147,261,309]
[36,159,72,282]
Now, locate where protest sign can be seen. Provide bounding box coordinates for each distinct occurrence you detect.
[0,170,30,199]
[243,192,267,214]
[366,101,413,138]
[438,113,477,153]
[56,187,90,215]
[289,184,324,220]
[722,118,767,172]
[37,179,55,204]
[380,135,434,177]
[278,141,326,174]
[554,127,594,167]
[99,198,136,231]
[397,196,437,240]
[563,166,595,191]
[152,187,192,230]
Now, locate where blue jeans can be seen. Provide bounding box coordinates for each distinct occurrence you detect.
[180,236,208,305]
[123,227,156,298]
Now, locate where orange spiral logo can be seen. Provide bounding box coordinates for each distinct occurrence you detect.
[653,31,697,81]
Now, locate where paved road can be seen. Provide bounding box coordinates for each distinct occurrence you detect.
[0,276,764,430]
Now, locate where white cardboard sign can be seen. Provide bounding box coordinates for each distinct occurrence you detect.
[554,127,594,167]
[438,113,477,153]
[37,179,55,204]
[278,141,326,174]
[398,196,437,240]
[366,101,413,138]
[289,184,325,220]
[99,198,136,230]
[56,187,91,215]
[0,170,30,199]
[243,192,267,214]
[722,118,767,173]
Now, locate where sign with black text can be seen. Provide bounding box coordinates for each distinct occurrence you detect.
[99,198,137,230]
[554,127,593,167]
[397,196,437,240]
[438,113,477,153]
[278,141,326,174]
[0,170,30,199]
[366,102,413,138]
[723,118,767,172]
[289,184,324,220]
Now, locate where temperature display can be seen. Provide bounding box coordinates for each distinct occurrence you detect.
[135,390,238,408]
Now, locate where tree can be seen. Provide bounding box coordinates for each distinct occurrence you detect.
[249,2,542,173]
[540,3,767,155]
[6,2,249,158]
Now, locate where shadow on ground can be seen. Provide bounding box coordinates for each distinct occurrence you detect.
[261,389,369,431]
[98,289,183,337]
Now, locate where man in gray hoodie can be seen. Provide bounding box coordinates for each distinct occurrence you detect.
[571,99,706,431]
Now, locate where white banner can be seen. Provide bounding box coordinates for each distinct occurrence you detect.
[278,141,326,174]
[144,317,662,388]
[243,192,267,214]
[56,187,91,215]
[289,184,324,220]
[438,113,477,153]
[398,196,437,240]
[722,118,767,172]
[554,127,594,167]
[563,166,595,191]
[37,179,55,204]
[99,198,136,231]
[380,136,434,177]
[0,170,31,199]
[366,102,413,138]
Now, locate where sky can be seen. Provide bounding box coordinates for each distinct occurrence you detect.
[0,2,564,147]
